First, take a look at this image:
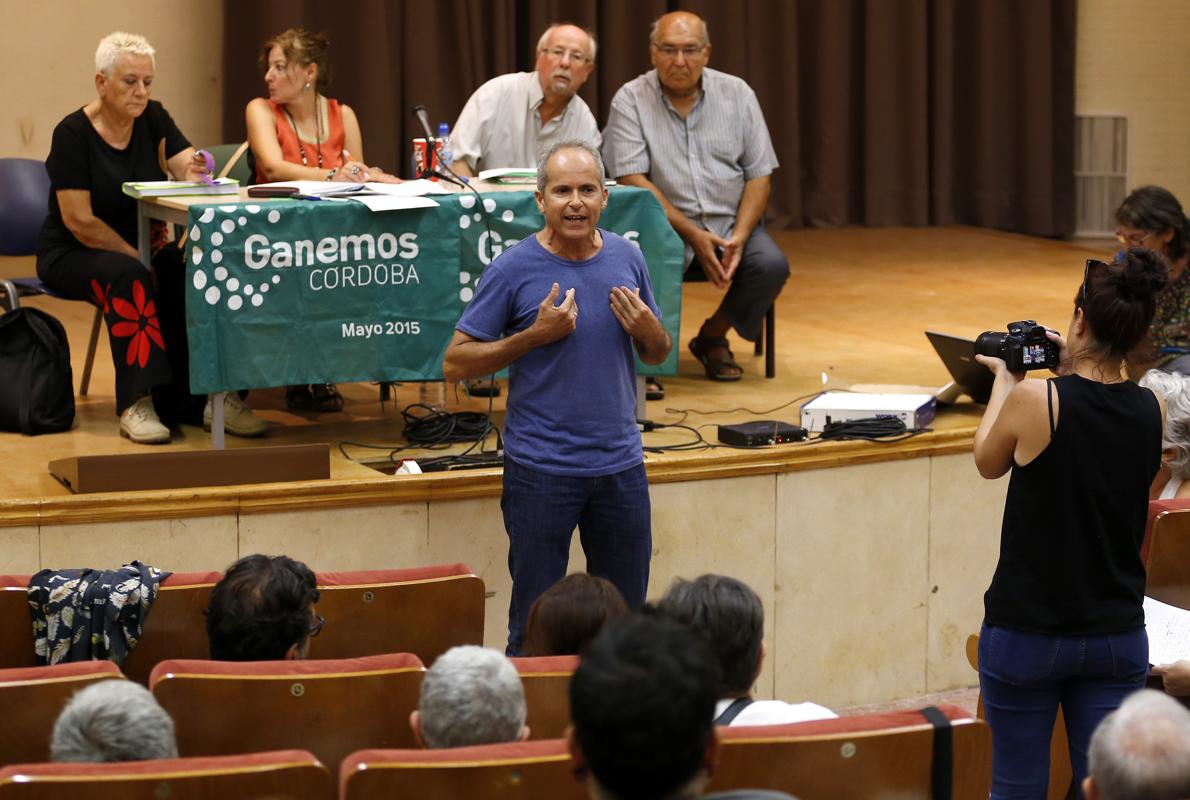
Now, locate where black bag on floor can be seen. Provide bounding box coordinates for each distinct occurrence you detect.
[0,306,75,435]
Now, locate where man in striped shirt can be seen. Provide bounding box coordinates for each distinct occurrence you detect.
[602,11,788,384]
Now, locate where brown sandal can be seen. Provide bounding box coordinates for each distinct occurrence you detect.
[689,335,743,382]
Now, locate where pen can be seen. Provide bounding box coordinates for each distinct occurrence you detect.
[292,193,322,201]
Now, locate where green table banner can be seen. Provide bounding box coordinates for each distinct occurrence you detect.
[185,186,683,394]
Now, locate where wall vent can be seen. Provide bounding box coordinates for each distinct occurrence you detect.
[1074,115,1128,236]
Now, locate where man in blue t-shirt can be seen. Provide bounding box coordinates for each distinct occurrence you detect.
[444,140,672,655]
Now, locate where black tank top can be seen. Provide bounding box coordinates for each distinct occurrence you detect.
[983,374,1161,634]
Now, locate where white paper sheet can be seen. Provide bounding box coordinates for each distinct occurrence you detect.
[346,195,440,212]
[1144,595,1190,665]
[360,179,452,196]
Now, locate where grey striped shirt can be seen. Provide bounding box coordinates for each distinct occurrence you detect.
[602,67,778,240]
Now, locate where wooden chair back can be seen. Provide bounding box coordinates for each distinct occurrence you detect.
[150,653,424,774]
[0,662,124,766]
[1145,501,1190,609]
[707,705,991,799]
[510,655,577,740]
[0,749,332,799]
[340,740,584,800]
[0,578,36,670]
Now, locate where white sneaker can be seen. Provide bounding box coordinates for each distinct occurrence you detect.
[204,393,269,437]
[120,396,171,444]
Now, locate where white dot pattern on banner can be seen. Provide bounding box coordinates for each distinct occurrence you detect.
[458,215,470,229]
[459,194,476,209]
[267,210,280,223]
[227,278,240,292]
[271,275,280,284]
[220,220,235,234]
[460,287,474,302]
[204,286,220,305]
[211,250,223,264]
[190,225,201,241]
[483,198,496,213]
[214,267,228,281]
[459,271,471,284]
[246,205,261,214]
[244,285,253,295]
[259,283,270,293]
[193,270,207,290]
[228,295,243,311]
[219,205,236,213]
[251,294,264,307]
[192,247,203,265]
[199,208,215,224]
[211,232,223,246]
[473,213,481,222]
[502,210,514,222]
[238,216,247,226]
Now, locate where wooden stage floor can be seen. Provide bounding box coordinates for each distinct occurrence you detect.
[1,225,1107,513]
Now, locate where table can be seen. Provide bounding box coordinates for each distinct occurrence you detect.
[138,185,684,447]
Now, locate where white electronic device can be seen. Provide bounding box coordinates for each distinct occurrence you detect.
[800,392,937,433]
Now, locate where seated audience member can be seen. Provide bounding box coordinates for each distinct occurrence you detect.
[523,573,629,657]
[51,680,178,762]
[410,645,529,748]
[1116,186,1190,375]
[1083,689,1190,800]
[205,554,321,661]
[658,575,834,726]
[1139,370,1190,498]
[569,614,797,800]
[246,28,400,414]
[36,31,266,443]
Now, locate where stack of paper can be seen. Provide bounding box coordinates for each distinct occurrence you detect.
[123,179,239,198]
[254,180,444,212]
[478,167,537,184]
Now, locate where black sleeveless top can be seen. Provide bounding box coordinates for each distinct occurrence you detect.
[983,374,1161,634]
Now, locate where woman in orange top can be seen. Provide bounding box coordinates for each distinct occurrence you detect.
[246,28,400,411]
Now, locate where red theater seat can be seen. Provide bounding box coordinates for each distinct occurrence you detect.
[0,749,332,799]
[510,655,578,740]
[150,652,424,774]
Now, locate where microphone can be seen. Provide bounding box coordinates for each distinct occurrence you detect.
[411,104,435,146]
[409,104,467,187]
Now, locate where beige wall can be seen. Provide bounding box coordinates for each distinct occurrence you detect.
[0,0,222,159]
[1076,0,1190,202]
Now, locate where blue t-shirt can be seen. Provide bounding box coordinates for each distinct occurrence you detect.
[456,230,661,476]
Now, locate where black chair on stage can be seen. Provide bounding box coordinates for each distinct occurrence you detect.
[684,260,776,379]
[0,157,104,395]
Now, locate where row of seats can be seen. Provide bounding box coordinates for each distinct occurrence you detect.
[0,704,990,799]
[0,563,484,683]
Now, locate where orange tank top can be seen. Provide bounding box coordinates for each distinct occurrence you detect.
[257,97,346,182]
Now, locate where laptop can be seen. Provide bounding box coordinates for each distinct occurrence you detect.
[925,330,994,405]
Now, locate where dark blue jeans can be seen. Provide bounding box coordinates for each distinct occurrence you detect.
[978,623,1148,799]
[501,458,652,655]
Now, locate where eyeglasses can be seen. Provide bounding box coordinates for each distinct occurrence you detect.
[540,47,589,66]
[309,614,325,638]
[652,44,707,60]
[1083,258,1108,303]
[1115,229,1154,248]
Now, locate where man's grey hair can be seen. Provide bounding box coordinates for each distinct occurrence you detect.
[419,645,526,749]
[537,23,597,63]
[95,31,156,76]
[536,140,605,195]
[1140,370,1190,479]
[51,680,179,763]
[1087,689,1190,800]
[649,14,710,46]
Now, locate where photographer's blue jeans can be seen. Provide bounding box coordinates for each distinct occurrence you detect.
[978,623,1148,800]
[501,458,652,655]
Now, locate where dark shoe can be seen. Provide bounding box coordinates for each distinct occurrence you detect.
[467,378,502,397]
[286,385,314,410]
[312,383,344,412]
[689,335,744,382]
[646,376,665,401]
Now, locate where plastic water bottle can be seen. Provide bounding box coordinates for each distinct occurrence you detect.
[436,122,453,170]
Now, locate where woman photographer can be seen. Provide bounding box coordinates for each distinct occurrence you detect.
[972,249,1167,798]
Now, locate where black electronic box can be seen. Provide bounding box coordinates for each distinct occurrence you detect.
[717,420,807,447]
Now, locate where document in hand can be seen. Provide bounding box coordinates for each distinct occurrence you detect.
[1144,595,1190,665]
[123,179,239,198]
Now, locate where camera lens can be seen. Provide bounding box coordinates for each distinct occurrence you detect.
[975,332,1007,358]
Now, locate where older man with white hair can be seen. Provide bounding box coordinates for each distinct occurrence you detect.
[410,645,529,748]
[52,680,178,762]
[1083,689,1190,800]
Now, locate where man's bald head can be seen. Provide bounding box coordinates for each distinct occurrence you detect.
[650,11,709,47]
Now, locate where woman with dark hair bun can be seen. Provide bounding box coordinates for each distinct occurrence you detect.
[1115,186,1190,374]
[522,573,628,657]
[972,248,1168,797]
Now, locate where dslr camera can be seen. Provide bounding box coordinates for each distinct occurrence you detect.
[975,320,1060,372]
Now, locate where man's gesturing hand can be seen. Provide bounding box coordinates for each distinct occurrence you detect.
[609,286,662,340]
[530,282,579,345]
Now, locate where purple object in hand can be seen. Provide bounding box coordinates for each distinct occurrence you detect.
[194,149,215,185]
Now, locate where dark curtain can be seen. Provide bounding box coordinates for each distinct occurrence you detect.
[222,0,1075,236]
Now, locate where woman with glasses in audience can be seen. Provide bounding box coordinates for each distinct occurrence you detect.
[246,28,399,413]
[973,249,1167,798]
[1115,186,1190,374]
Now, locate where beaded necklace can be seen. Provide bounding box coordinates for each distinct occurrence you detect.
[282,95,323,168]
